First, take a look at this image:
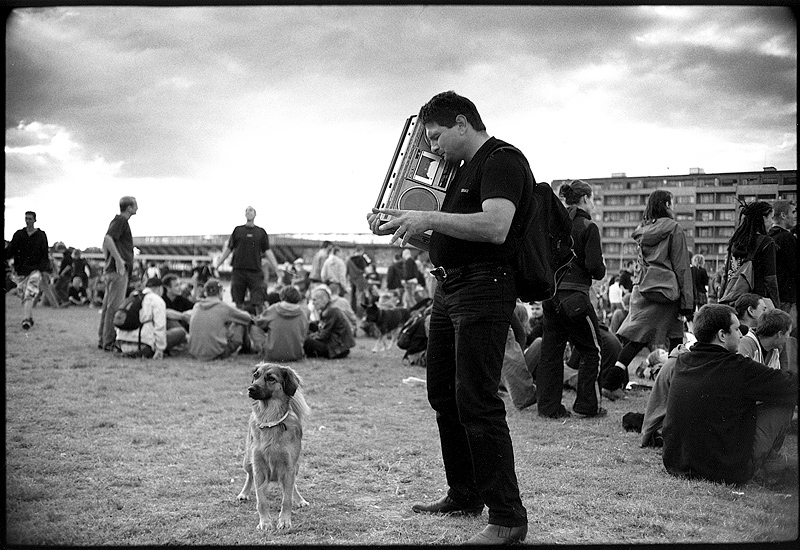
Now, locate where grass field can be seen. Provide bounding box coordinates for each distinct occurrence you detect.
[5,297,798,546]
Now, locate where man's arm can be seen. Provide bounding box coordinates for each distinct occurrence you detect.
[263,249,279,279]
[215,237,233,269]
[369,197,516,248]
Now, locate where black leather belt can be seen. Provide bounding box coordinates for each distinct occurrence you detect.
[430,262,508,282]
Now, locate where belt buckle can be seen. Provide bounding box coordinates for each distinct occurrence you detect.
[431,267,447,281]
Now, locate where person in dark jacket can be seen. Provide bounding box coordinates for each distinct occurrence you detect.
[721,200,779,307]
[7,211,52,330]
[303,286,355,359]
[768,200,796,326]
[662,304,797,486]
[538,180,607,418]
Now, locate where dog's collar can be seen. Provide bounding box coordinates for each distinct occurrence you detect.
[258,410,289,430]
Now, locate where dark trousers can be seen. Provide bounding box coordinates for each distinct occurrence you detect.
[426,265,527,528]
[231,269,265,311]
[539,290,603,416]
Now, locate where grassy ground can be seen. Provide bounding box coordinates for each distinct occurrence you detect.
[5,297,798,545]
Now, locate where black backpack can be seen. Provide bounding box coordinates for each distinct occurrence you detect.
[397,299,432,356]
[113,290,145,330]
[490,146,575,302]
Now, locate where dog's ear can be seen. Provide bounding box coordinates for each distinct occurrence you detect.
[280,366,301,397]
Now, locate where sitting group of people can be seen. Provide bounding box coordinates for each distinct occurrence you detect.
[114,273,357,362]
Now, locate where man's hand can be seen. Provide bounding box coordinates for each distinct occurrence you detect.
[116,260,126,275]
[368,208,430,247]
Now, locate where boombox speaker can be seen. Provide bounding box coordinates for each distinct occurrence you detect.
[374,111,457,249]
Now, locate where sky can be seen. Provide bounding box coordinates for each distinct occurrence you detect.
[5,5,797,249]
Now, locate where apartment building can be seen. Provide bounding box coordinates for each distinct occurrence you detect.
[552,168,797,274]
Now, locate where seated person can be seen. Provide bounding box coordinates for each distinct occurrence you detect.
[68,276,89,306]
[253,286,309,362]
[116,277,187,359]
[319,282,358,334]
[291,258,310,294]
[734,293,767,336]
[639,342,693,447]
[500,304,537,410]
[162,273,195,330]
[662,304,797,486]
[188,278,254,361]
[303,286,355,359]
[738,308,792,370]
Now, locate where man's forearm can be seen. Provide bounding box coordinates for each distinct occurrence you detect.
[424,210,511,244]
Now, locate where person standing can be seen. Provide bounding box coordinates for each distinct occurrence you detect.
[768,200,796,324]
[98,196,138,351]
[612,190,693,388]
[538,180,607,418]
[346,245,371,315]
[368,91,528,544]
[690,254,709,312]
[7,211,52,330]
[215,206,278,315]
[309,240,332,285]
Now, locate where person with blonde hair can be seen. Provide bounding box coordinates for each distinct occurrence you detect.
[690,253,709,312]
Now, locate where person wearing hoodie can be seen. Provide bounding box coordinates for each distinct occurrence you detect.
[187,278,254,361]
[253,285,309,362]
[538,180,607,419]
[612,190,693,389]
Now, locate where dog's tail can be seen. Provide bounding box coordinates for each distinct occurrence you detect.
[290,390,310,423]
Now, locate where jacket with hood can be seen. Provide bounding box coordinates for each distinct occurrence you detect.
[617,217,693,346]
[559,206,605,294]
[309,304,355,358]
[662,342,797,485]
[188,298,252,361]
[256,301,309,362]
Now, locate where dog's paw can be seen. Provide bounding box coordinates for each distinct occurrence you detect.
[256,520,271,531]
[295,497,309,508]
[236,493,249,501]
[276,515,292,530]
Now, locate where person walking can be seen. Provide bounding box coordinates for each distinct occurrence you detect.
[611,190,693,391]
[368,91,528,544]
[7,211,52,330]
[215,206,278,315]
[98,196,138,351]
[538,180,607,419]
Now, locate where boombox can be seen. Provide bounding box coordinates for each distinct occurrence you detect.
[374,111,457,249]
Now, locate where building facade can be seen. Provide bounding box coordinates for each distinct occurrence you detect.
[553,168,797,274]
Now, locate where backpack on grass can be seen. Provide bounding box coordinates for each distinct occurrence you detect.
[113,290,145,330]
[397,299,432,364]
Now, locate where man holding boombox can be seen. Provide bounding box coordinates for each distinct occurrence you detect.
[368,91,530,545]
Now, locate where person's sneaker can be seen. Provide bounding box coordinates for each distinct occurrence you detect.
[465,523,528,545]
[411,495,484,516]
[572,407,608,418]
[21,318,32,330]
[538,405,571,419]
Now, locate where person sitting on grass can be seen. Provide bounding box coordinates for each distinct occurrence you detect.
[253,285,309,362]
[116,277,187,359]
[187,278,254,361]
[662,303,797,487]
[734,293,767,336]
[161,273,194,331]
[303,286,355,359]
[68,276,89,306]
[738,308,792,371]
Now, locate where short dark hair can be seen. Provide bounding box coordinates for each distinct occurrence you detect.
[420,91,486,132]
[279,286,302,304]
[756,309,792,338]
[322,240,332,248]
[162,273,179,288]
[25,211,36,220]
[693,304,737,344]
[119,196,136,212]
[643,190,673,221]
[733,293,763,319]
[772,199,796,219]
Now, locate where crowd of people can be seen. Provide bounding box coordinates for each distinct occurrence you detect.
[5,92,797,544]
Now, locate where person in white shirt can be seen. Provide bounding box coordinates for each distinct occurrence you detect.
[608,275,623,313]
[115,277,187,359]
[737,308,792,370]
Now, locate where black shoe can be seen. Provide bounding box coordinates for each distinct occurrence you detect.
[538,405,571,419]
[573,407,608,418]
[21,318,32,330]
[411,495,483,516]
[465,523,528,545]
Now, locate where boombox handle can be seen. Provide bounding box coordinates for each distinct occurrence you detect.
[374,115,415,210]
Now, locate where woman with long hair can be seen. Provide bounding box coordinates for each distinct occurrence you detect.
[538,180,607,418]
[607,190,693,398]
[690,253,709,311]
[721,200,779,308]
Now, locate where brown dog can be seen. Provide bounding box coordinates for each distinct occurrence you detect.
[237,363,310,530]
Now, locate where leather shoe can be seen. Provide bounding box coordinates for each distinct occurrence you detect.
[465,523,528,545]
[411,495,483,516]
